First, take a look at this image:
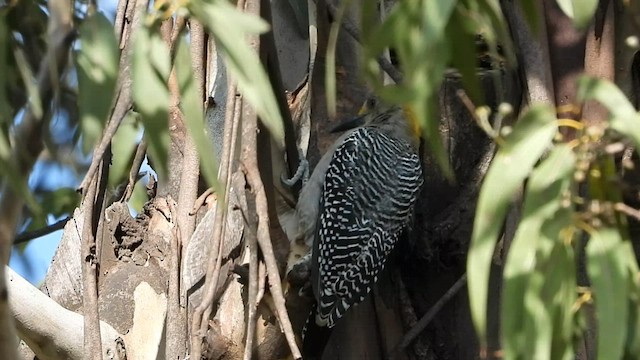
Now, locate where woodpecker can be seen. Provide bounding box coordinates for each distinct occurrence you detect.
[297,97,424,340]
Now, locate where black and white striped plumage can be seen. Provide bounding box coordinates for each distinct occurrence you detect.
[310,109,423,328]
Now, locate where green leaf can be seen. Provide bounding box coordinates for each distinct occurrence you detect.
[188,0,285,147]
[109,112,141,189]
[75,12,119,154]
[555,0,598,29]
[586,226,628,360]
[421,0,457,45]
[502,144,575,359]
[576,76,637,121]
[174,36,220,194]
[132,24,170,178]
[623,242,640,358]
[468,104,557,345]
[13,47,42,120]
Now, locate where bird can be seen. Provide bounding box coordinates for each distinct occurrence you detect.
[296,96,424,356]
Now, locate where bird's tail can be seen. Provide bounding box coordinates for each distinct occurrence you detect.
[301,304,333,359]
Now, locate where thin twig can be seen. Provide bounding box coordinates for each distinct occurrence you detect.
[614,202,640,221]
[325,1,403,84]
[189,78,240,360]
[166,19,207,360]
[256,261,266,307]
[81,161,103,360]
[14,217,70,245]
[190,188,215,215]
[121,137,148,203]
[243,164,301,359]
[390,274,468,357]
[243,218,259,360]
[166,199,184,359]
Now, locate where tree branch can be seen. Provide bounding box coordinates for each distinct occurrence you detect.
[81,159,103,360]
[8,266,124,360]
[390,274,468,358]
[78,0,149,194]
[14,217,70,245]
[189,71,240,360]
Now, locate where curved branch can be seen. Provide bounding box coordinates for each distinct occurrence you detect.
[7,266,124,360]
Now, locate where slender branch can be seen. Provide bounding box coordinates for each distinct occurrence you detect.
[121,138,148,202]
[615,202,640,221]
[78,0,149,194]
[166,199,184,359]
[189,77,240,360]
[81,147,112,360]
[81,162,102,360]
[243,163,301,359]
[390,274,468,357]
[14,217,70,245]
[8,266,125,360]
[243,218,259,360]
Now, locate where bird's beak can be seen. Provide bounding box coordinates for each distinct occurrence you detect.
[329,115,366,133]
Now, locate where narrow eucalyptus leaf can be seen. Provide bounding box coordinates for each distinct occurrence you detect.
[75,12,119,154]
[132,25,170,178]
[502,145,575,359]
[468,104,557,345]
[555,0,598,29]
[586,227,628,360]
[189,0,285,147]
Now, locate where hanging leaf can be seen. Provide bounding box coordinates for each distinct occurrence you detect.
[586,226,628,360]
[109,112,141,189]
[188,0,285,147]
[502,144,575,359]
[555,0,599,29]
[468,104,557,345]
[132,24,170,178]
[75,12,119,154]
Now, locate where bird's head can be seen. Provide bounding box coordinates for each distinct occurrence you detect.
[331,96,422,147]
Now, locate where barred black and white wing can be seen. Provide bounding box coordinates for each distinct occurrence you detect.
[311,127,423,328]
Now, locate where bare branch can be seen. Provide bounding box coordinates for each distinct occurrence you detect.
[81,158,104,360]
[390,274,468,358]
[189,74,241,360]
[8,266,125,360]
[78,0,149,194]
[166,199,185,359]
[615,202,640,221]
[121,138,148,203]
[14,217,70,245]
[243,220,259,360]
